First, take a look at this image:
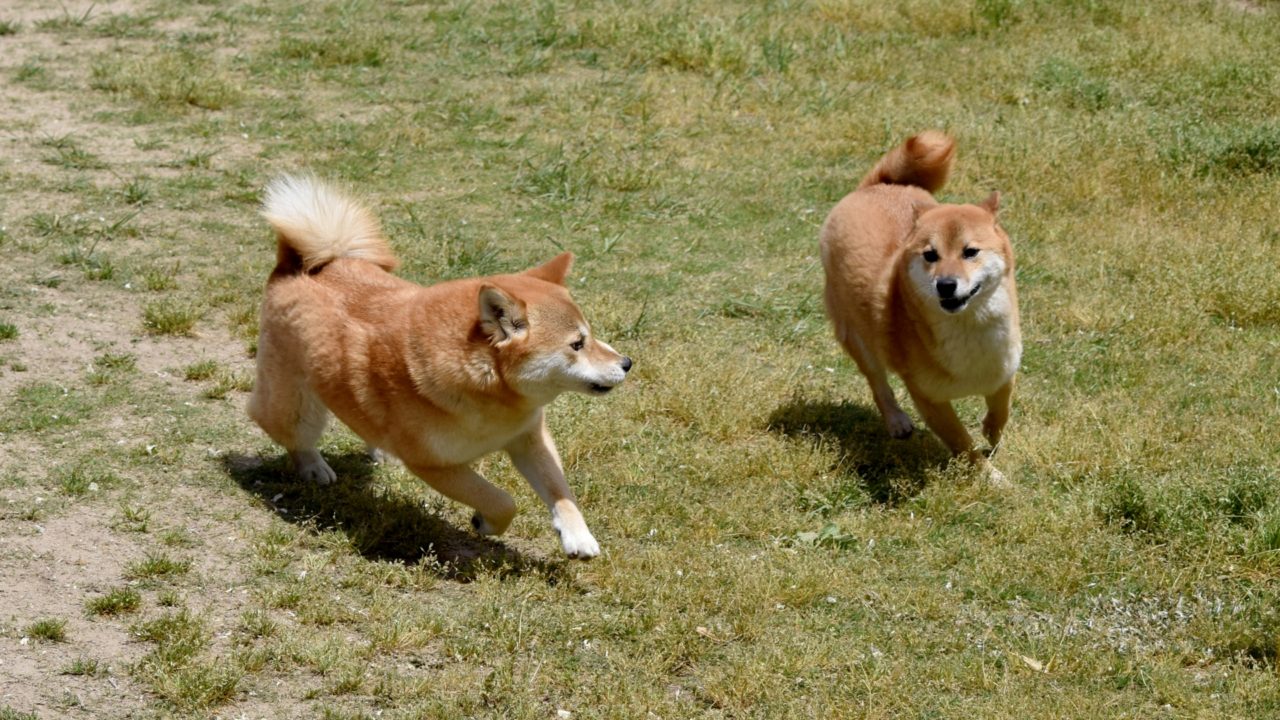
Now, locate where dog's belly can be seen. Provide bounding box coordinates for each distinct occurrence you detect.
[417,424,526,466]
[369,407,539,469]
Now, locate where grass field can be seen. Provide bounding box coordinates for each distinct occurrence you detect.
[2,0,1279,717]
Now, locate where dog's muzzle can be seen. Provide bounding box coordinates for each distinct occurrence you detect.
[589,356,633,394]
[939,281,982,312]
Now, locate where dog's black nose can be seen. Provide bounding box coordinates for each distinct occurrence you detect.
[621,357,633,373]
[936,278,957,298]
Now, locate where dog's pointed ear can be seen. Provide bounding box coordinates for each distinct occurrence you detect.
[523,251,573,286]
[979,190,1001,216]
[910,200,930,223]
[478,285,527,344]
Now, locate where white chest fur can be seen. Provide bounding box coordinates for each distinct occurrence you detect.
[916,283,1021,400]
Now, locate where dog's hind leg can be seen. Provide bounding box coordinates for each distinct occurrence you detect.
[247,349,336,485]
[285,389,336,484]
[834,321,914,438]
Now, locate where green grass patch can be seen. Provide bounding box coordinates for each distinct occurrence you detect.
[2,0,1280,717]
[86,587,143,617]
[125,552,192,580]
[131,609,242,712]
[183,359,220,381]
[25,617,68,642]
[1168,123,1280,177]
[13,59,49,88]
[114,504,151,533]
[141,264,180,292]
[88,352,137,384]
[275,33,388,68]
[62,657,105,677]
[57,464,122,496]
[142,300,200,336]
[90,50,241,110]
[1,383,88,433]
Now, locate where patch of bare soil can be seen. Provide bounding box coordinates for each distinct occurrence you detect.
[0,250,252,400]
[0,505,150,717]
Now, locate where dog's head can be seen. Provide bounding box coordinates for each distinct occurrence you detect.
[478,252,632,402]
[904,192,1014,315]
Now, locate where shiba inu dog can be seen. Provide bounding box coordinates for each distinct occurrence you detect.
[247,176,631,558]
[819,131,1021,482]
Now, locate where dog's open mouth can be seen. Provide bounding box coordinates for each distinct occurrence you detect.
[940,282,982,312]
[589,383,615,394]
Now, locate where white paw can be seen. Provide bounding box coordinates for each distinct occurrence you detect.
[294,451,336,485]
[983,464,1011,489]
[885,409,914,439]
[558,526,600,560]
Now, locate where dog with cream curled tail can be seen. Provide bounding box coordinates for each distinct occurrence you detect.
[819,131,1021,483]
[248,176,631,558]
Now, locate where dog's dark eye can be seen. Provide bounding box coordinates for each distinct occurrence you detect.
[962,247,979,259]
[570,338,585,351]
[922,249,939,263]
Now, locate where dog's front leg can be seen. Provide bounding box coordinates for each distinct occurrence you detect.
[404,462,517,537]
[982,378,1014,450]
[506,414,600,559]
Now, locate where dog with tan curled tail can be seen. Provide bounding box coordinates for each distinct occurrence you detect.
[819,131,1021,484]
[247,176,632,558]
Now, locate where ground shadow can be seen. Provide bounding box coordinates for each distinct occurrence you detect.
[766,397,952,505]
[221,451,565,584]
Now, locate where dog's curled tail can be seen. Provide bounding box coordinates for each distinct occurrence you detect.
[856,130,956,193]
[261,175,398,274]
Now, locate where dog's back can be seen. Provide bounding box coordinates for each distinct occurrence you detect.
[819,131,957,358]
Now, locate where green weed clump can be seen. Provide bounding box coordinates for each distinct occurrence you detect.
[86,587,142,616]
[62,657,105,676]
[183,360,219,381]
[126,552,192,580]
[26,617,68,642]
[142,300,200,336]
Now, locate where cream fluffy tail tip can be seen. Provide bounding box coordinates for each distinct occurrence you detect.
[261,174,397,272]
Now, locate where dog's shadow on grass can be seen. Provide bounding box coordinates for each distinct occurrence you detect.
[221,452,564,584]
[766,398,952,505]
